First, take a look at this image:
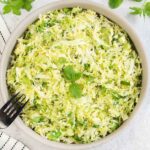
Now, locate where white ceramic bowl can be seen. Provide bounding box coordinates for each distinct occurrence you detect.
[0,0,149,149]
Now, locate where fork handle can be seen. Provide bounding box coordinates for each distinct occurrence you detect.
[0,121,7,129]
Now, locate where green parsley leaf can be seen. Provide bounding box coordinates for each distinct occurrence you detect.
[69,83,82,98]
[109,0,124,9]
[63,66,82,82]
[23,0,34,11]
[129,7,142,15]
[1,0,34,15]
[11,0,24,9]
[12,7,21,15]
[130,1,150,17]
[3,5,11,14]
[23,3,32,11]
[2,0,23,15]
[144,2,150,16]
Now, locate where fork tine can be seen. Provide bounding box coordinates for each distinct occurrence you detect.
[1,93,19,111]
[3,94,23,114]
[7,96,26,116]
[9,100,29,123]
[19,95,26,103]
[11,94,25,107]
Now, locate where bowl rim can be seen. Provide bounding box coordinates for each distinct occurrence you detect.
[0,0,149,149]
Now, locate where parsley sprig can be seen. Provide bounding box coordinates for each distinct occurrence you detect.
[63,66,82,99]
[0,0,34,15]
[109,0,150,17]
[130,2,150,16]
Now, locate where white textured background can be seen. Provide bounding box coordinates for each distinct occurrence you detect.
[0,0,150,150]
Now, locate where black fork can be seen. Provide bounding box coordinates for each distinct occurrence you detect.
[0,93,28,129]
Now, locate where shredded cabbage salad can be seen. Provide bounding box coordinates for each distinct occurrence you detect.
[7,7,142,144]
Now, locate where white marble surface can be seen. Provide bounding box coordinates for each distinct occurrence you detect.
[0,0,150,150]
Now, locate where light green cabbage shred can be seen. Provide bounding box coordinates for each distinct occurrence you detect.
[7,7,142,144]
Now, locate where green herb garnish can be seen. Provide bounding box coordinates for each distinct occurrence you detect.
[63,66,82,98]
[130,2,150,17]
[109,0,124,9]
[69,83,82,98]
[63,66,82,82]
[1,0,34,15]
